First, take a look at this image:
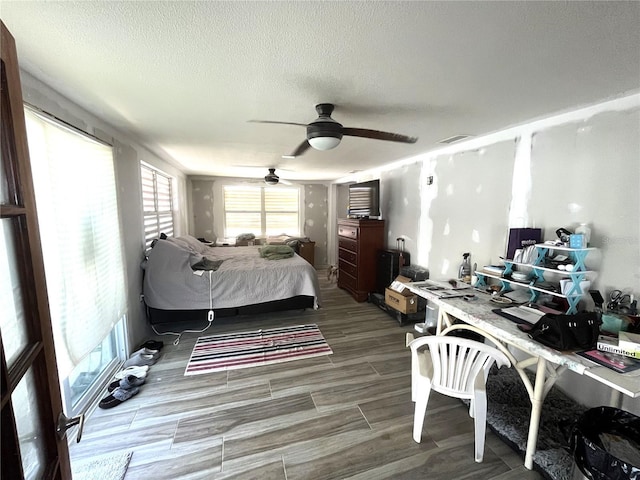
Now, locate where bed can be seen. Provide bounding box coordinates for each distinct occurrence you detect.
[142,235,320,325]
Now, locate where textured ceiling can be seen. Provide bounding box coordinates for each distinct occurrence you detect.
[2,1,639,182]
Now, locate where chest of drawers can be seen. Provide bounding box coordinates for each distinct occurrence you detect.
[337,218,385,302]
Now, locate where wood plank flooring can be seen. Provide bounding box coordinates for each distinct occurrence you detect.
[70,272,543,480]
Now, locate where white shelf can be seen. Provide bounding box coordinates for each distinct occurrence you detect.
[476,243,599,314]
[533,243,597,252]
[475,271,578,299]
[504,261,595,276]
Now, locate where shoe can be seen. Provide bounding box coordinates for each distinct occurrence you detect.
[122,353,158,368]
[129,347,159,358]
[99,386,140,409]
[138,340,164,351]
[107,374,146,393]
[113,365,149,380]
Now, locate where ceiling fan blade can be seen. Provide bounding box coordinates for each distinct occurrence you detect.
[342,127,418,144]
[284,140,311,158]
[248,120,308,127]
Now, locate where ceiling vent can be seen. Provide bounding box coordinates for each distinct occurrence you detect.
[439,134,473,144]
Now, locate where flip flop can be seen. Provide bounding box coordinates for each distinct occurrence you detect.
[128,347,160,358]
[113,365,149,380]
[99,386,140,409]
[107,374,146,393]
[138,340,164,351]
[123,353,159,368]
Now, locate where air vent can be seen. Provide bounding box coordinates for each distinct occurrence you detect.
[439,134,473,144]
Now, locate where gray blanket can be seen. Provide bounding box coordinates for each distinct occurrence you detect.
[143,237,320,310]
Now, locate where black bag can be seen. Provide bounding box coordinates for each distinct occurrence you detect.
[528,311,601,351]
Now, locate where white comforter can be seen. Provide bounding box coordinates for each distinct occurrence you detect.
[143,237,320,310]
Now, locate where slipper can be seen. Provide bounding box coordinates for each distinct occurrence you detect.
[139,340,164,351]
[113,365,149,380]
[123,353,158,368]
[107,374,146,393]
[129,347,160,358]
[99,386,140,409]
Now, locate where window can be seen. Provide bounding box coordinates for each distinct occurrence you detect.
[23,106,127,415]
[223,185,300,238]
[141,163,174,250]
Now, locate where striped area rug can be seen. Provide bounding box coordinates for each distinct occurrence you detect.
[185,324,333,375]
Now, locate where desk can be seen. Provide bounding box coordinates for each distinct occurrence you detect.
[405,281,640,470]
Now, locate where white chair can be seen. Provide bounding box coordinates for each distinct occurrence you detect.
[406,332,511,462]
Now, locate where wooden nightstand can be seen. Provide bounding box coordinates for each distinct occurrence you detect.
[298,241,315,266]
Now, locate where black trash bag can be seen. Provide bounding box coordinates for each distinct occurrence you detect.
[569,406,640,480]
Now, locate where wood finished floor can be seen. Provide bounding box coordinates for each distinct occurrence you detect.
[70,273,542,480]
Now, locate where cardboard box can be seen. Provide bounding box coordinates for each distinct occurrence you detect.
[385,275,418,314]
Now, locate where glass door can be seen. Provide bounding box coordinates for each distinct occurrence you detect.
[1,20,72,480]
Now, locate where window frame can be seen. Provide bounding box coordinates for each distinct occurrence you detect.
[141,162,174,250]
[22,104,129,418]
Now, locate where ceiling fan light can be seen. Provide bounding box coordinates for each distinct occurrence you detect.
[264,168,279,185]
[308,136,341,151]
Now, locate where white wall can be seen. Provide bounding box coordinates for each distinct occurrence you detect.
[20,71,189,351]
[360,94,640,412]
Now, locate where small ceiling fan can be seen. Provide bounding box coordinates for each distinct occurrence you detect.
[264,168,291,185]
[251,103,418,158]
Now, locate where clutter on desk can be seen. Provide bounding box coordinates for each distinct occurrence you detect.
[490,296,513,305]
[400,264,429,281]
[417,279,471,299]
[607,289,637,314]
[555,227,573,244]
[577,349,640,374]
[596,333,640,360]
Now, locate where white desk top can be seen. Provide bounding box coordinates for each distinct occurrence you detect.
[406,281,640,398]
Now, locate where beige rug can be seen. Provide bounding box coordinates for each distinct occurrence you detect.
[71,451,132,480]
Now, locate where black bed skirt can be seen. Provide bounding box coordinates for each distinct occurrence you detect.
[146,295,315,325]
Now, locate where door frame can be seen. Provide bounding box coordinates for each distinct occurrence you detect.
[1,20,71,480]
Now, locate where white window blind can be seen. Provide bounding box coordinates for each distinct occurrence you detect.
[223,185,299,237]
[141,163,174,250]
[24,107,126,377]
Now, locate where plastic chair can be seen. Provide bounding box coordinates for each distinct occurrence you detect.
[406,332,511,462]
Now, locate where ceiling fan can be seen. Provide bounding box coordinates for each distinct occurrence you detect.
[264,168,291,185]
[251,103,418,158]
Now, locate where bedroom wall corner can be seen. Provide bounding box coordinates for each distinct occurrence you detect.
[190,178,216,242]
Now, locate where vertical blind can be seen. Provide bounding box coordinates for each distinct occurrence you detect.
[141,163,173,250]
[24,107,126,376]
[223,185,299,237]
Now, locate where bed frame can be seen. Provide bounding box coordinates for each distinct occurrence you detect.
[145,295,315,325]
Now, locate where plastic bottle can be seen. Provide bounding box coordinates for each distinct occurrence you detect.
[575,223,591,246]
[459,253,471,282]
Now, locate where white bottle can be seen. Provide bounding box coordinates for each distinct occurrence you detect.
[575,223,591,246]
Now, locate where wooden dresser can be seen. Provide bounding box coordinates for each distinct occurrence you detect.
[337,218,385,302]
